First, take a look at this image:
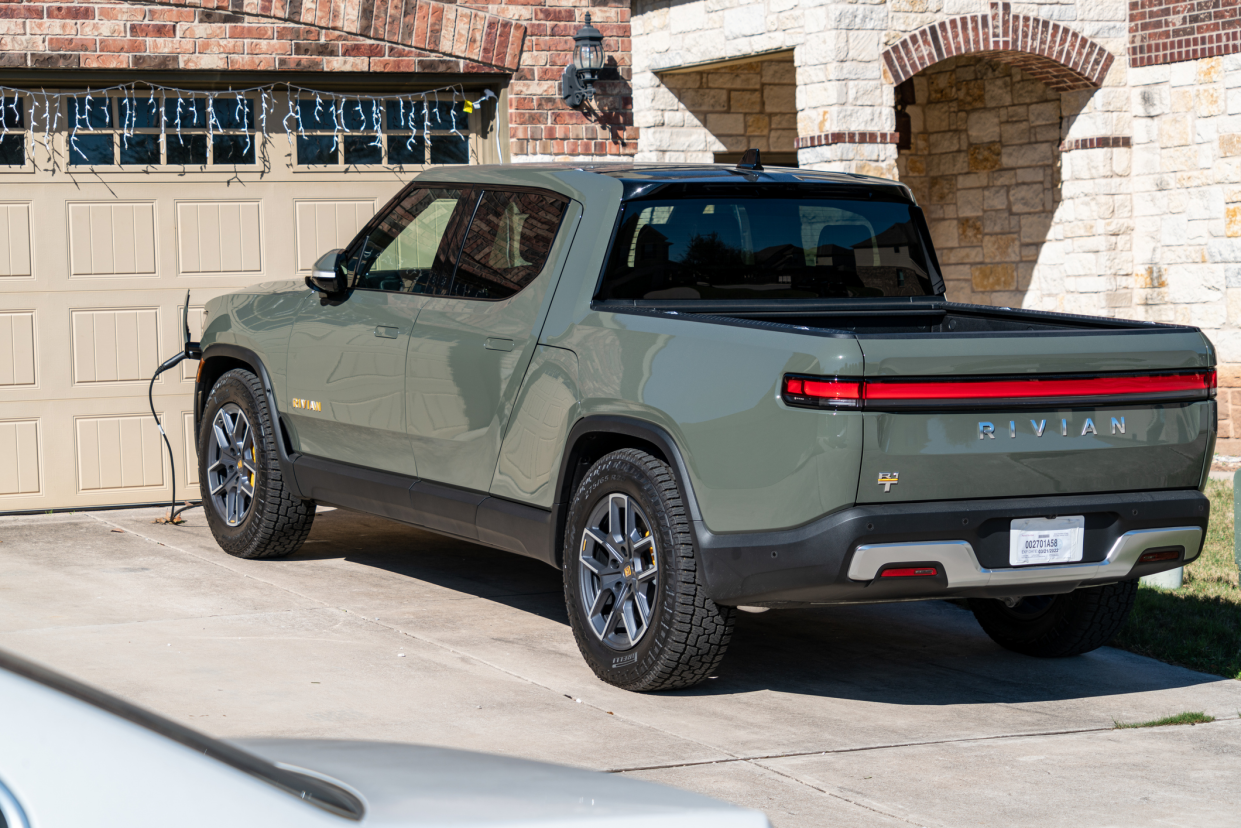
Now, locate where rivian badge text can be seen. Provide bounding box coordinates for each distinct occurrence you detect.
[291,398,321,412]
[878,472,899,492]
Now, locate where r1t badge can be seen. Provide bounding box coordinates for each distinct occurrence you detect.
[878,472,899,493]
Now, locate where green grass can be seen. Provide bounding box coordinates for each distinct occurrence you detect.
[1113,711,1215,729]
[1111,480,1241,680]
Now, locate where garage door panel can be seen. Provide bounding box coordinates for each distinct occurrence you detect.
[177,201,262,275]
[0,203,32,278]
[0,311,36,387]
[76,413,165,492]
[0,419,41,496]
[71,308,160,385]
[69,202,157,278]
[295,199,376,271]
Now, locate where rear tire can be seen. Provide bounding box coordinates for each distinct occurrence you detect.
[199,368,314,559]
[969,579,1138,657]
[563,449,734,691]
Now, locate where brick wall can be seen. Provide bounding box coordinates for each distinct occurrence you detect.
[484,0,636,160]
[0,0,636,160]
[0,0,520,72]
[1130,0,1241,68]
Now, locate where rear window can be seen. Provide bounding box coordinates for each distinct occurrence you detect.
[451,190,569,300]
[598,197,936,300]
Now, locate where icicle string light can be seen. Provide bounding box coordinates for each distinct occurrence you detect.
[0,81,472,169]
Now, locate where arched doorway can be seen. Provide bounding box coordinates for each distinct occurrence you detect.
[880,9,1115,307]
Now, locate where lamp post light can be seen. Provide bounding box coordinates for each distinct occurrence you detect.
[561,13,606,108]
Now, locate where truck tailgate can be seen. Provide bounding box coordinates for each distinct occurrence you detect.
[852,329,1215,504]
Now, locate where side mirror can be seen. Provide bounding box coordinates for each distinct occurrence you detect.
[306,249,346,294]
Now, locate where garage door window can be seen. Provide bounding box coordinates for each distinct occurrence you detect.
[65,94,256,167]
[0,97,25,166]
[295,99,469,167]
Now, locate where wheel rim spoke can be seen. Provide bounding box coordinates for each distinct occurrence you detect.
[602,585,627,638]
[579,551,605,576]
[608,495,625,546]
[588,584,612,618]
[621,599,640,647]
[635,590,652,626]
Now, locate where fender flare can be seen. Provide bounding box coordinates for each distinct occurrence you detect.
[550,415,706,569]
[196,343,306,500]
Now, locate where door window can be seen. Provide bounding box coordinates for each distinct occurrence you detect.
[350,187,471,294]
[449,190,568,300]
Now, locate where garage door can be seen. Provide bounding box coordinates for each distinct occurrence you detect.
[0,84,505,512]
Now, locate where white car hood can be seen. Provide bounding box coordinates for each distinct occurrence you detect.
[234,739,768,828]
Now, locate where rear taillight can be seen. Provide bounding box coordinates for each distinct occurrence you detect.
[880,567,938,578]
[783,376,862,408]
[782,370,1216,410]
[866,371,1217,402]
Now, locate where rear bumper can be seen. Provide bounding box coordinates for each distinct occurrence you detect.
[697,489,1209,606]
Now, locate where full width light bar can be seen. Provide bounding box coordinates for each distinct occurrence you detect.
[782,370,1216,410]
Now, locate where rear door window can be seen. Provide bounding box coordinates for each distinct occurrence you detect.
[449,190,569,300]
[600,197,936,300]
[350,187,473,295]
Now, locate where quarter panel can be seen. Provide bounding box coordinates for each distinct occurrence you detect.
[561,311,866,533]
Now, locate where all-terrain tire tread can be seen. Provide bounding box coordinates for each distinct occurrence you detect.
[564,449,734,692]
[200,369,314,559]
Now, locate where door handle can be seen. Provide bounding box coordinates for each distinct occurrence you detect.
[484,338,514,352]
[375,326,399,339]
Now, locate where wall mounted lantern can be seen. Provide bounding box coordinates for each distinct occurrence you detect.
[561,13,606,108]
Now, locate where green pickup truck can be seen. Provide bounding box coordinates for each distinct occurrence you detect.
[196,163,1216,692]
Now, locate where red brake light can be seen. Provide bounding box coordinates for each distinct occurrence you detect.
[782,376,861,407]
[783,370,1215,410]
[1137,550,1180,564]
[881,567,938,578]
[865,372,1216,402]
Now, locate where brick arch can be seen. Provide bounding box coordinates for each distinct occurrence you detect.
[132,0,525,70]
[881,3,1114,92]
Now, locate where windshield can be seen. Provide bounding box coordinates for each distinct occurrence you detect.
[598,197,937,301]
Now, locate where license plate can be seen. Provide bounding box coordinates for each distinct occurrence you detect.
[1009,516,1085,566]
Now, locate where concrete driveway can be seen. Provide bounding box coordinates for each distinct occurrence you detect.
[2,505,1240,827]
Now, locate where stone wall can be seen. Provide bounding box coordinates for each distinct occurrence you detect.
[638,53,797,163]
[898,56,1062,307]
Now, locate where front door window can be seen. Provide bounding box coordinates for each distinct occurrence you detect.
[350,188,472,295]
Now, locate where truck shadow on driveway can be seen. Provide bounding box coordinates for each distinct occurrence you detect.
[295,509,1222,705]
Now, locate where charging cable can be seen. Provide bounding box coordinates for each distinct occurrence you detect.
[149,291,203,524]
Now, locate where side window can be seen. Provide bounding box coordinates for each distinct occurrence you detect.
[350,188,473,294]
[449,190,568,300]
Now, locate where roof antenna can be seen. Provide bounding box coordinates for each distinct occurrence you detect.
[737,148,763,171]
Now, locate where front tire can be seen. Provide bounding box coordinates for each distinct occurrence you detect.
[199,368,314,559]
[563,449,734,691]
[969,579,1139,657]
